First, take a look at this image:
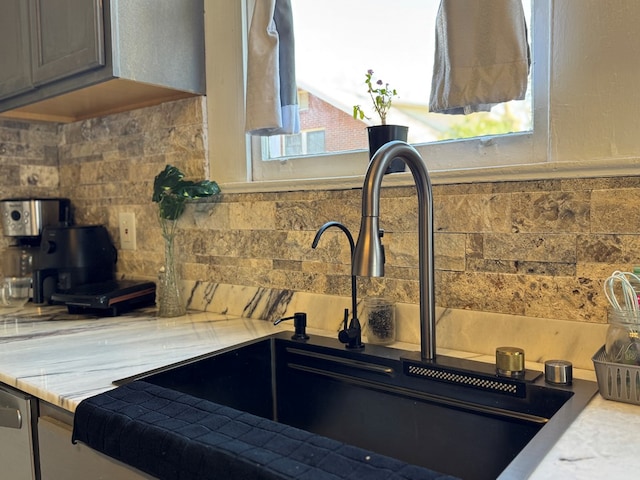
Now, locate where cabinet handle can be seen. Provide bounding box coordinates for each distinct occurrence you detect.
[0,406,22,429]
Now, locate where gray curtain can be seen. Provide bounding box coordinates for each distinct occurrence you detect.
[429,0,530,115]
[245,0,300,135]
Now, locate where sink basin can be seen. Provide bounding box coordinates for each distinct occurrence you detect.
[117,332,597,480]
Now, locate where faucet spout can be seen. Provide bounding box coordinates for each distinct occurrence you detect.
[352,141,436,360]
[312,221,364,349]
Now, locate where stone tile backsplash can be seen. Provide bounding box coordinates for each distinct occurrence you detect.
[2,97,639,328]
[0,119,60,251]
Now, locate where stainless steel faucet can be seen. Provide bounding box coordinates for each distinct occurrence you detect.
[352,141,436,360]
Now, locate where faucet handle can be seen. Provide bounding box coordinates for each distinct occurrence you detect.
[378,229,386,265]
[338,308,365,350]
[274,312,309,341]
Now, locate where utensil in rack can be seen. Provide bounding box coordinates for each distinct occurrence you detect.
[604,270,640,313]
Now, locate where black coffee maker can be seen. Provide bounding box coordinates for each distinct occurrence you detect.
[32,225,117,304]
[33,224,156,316]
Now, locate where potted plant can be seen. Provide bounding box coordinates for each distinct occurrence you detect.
[353,69,407,173]
[152,165,220,317]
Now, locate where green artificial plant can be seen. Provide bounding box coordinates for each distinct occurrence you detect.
[152,164,220,317]
[152,164,221,221]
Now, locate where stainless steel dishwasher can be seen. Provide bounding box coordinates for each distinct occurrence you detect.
[0,383,39,479]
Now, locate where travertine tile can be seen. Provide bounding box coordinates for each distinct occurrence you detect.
[435,192,512,233]
[19,165,58,188]
[523,274,603,322]
[511,190,590,233]
[591,189,640,234]
[386,231,419,268]
[483,233,577,263]
[466,258,518,274]
[229,201,275,230]
[7,97,640,335]
[438,271,527,316]
[434,232,466,271]
[514,261,575,276]
[492,178,561,193]
[577,234,626,263]
[0,119,60,202]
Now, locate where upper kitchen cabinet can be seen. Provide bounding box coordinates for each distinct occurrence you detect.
[30,0,105,87]
[0,0,205,123]
[0,1,34,101]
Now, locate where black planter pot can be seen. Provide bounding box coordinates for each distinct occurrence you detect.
[367,125,409,174]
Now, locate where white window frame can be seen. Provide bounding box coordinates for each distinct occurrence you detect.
[205,0,553,193]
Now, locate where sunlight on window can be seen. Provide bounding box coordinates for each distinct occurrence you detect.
[259,0,532,162]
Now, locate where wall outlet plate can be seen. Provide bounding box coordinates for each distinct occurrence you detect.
[119,212,136,250]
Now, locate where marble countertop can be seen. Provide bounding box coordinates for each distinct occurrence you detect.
[0,305,283,411]
[0,304,637,479]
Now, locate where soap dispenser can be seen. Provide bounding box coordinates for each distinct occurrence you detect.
[274,312,310,341]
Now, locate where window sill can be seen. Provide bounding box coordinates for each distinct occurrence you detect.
[219,157,640,194]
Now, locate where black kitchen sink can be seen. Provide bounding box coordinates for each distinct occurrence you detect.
[117,332,597,480]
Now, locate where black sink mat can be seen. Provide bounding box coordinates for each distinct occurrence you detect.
[72,381,458,480]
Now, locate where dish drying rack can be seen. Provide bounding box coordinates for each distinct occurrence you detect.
[592,347,640,405]
[594,270,640,405]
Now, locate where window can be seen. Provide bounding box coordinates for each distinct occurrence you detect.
[260,1,531,157]
[205,1,549,190]
[306,130,325,154]
[261,129,326,159]
[298,90,309,111]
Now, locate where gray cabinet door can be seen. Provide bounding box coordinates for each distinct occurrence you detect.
[0,0,35,101]
[0,384,38,479]
[30,0,105,86]
[39,416,152,480]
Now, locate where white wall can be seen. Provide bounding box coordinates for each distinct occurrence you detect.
[550,0,640,162]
